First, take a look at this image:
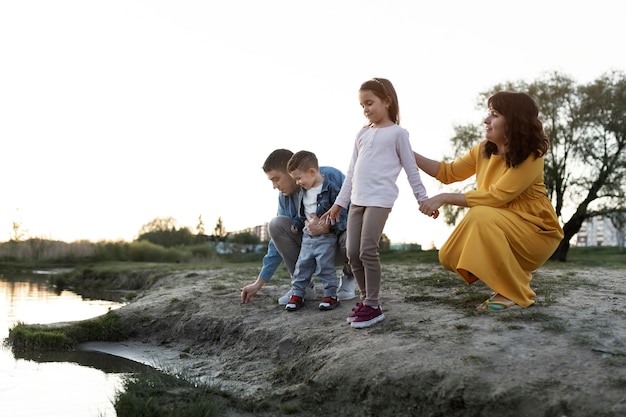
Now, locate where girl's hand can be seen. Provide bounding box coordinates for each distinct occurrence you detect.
[321,204,342,225]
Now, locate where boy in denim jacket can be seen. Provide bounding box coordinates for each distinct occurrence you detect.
[284,150,348,311]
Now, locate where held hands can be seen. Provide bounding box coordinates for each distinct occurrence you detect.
[320,204,342,226]
[305,214,330,236]
[419,196,441,219]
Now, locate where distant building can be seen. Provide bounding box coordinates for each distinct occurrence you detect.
[227,223,269,242]
[253,223,269,242]
[576,215,625,247]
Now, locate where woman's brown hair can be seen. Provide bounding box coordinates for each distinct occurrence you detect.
[483,91,549,168]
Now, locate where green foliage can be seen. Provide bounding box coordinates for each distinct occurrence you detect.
[136,228,196,248]
[136,217,197,248]
[7,326,73,351]
[226,230,260,245]
[213,216,227,241]
[7,311,127,351]
[114,368,222,417]
[93,240,130,261]
[129,241,191,263]
[379,248,440,264]
[558,246,626,268]
[186,243,217,259]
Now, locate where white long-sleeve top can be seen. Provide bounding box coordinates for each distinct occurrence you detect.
[335,124,428,209]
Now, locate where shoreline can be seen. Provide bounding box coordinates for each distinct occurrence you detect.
[85,264,626,416]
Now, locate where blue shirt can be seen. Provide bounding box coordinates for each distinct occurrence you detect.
[259,166,347,281]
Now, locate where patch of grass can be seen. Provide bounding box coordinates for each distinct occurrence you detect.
[559,246,626,268]
[609,376,626,388]
[211,283,228,291]
[399,270,459,288]
[405,287,489,312]
[370,317,421,335]
[7,311,127,351]
[379,248,440,264]
[572,333,593,345]
[495,310,568,333]
[462,354,488,365]
[114,367,223,417]
[280,402,301,414]
[6,326,72,351]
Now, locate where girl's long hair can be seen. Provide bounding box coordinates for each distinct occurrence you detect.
[360,78,400,125]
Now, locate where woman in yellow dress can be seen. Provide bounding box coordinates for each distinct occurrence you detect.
[416,91,564,310]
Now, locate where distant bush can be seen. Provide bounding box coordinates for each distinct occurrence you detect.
[186,243,217,259]
[0,239,95,262]
[128,240,191,263]
[92,240,130,262]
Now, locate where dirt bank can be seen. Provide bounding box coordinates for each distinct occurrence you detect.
[85,264,626,417]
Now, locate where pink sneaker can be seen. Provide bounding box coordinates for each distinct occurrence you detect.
[350,305,384,328]
[346,302,364,323]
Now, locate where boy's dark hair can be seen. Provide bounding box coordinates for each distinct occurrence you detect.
[287,150,319,173]
[263,149,293,173]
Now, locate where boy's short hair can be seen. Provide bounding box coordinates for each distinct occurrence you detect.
[287,150,319,173]
[263,149,293,173]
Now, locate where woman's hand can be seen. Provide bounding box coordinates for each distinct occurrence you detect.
[419,193,467,218]
[419,195,443,219]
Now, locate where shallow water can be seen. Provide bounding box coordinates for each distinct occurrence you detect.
[0,270,135,416]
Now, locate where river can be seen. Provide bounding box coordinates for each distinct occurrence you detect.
[0,268,137,417]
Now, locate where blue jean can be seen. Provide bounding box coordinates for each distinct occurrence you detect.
[291,232,338,298]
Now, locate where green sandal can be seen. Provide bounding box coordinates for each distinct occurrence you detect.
[478,298,520,312]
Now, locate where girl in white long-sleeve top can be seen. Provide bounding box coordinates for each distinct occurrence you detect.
[323,77,438,329]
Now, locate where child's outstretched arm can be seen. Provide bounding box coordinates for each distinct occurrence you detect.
[321,204,343,225]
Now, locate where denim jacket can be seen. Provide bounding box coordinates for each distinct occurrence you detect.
[259,166,348,281]
[292,171,348,235]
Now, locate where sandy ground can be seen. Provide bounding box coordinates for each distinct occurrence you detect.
[80,263,626,417]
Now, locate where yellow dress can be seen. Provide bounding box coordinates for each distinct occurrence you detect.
[436,142,564,307]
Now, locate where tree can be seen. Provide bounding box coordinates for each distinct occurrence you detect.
[213,217,227,242]
[136,217,195,248]
[196,215,205,236]
[227,230,260,245]
[10,208,26,242]
[446,71,626,261]
[379,233,390,251]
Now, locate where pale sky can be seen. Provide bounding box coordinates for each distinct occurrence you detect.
[1,0,625,248]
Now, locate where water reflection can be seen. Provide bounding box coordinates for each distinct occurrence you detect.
[0,270,133,417]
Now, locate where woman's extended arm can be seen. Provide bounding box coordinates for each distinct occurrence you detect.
[419,192,468,217]
[414,151,440,177]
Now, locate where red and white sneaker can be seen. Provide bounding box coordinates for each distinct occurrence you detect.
[285,295,304,312]
[350,305,384,328]
[319,296,340,311]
